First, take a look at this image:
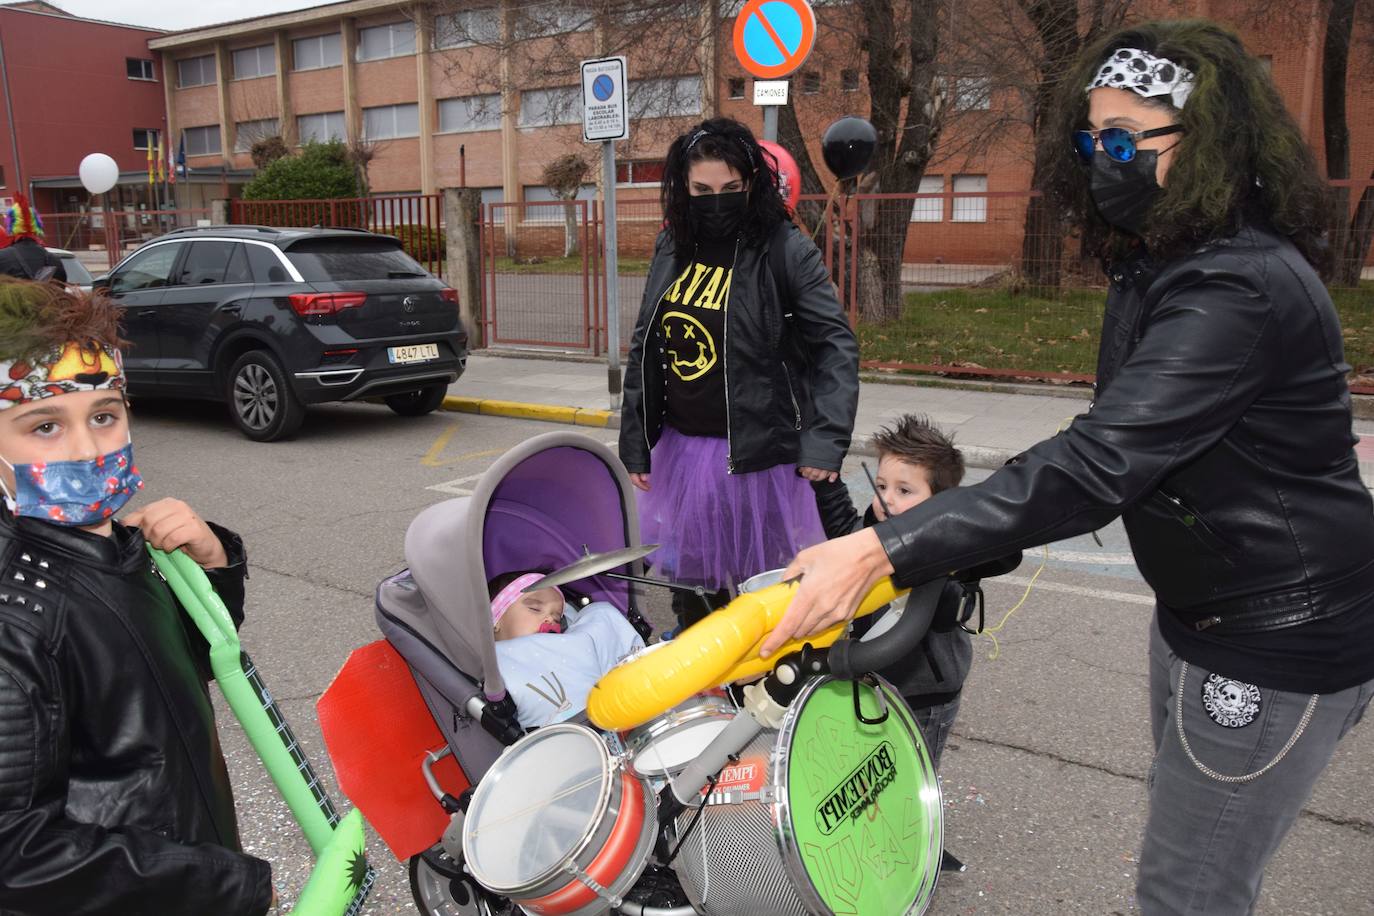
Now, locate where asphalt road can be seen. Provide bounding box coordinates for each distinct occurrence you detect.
[124,399,1374,916]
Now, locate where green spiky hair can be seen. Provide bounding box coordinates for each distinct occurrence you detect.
[1044,19,1333,276]
[0,276,125,364]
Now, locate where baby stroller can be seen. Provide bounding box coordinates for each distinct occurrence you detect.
[319,431,946,916]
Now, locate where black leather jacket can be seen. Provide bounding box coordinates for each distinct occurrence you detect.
[874,225,1374,693]
[0,510,272,916]
[620,222,859,475]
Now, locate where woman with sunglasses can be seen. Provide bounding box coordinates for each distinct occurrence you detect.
[759,20,1373,914]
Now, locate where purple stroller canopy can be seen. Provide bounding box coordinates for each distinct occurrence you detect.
[379,431,644,697]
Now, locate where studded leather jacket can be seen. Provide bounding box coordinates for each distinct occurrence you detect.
[0,509,272,916]
[873,224,1374,694]
[620,222,859,475]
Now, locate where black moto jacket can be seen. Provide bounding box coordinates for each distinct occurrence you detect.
[0,510,272,915]
[873,224,1374,694]
[620,222,859,475]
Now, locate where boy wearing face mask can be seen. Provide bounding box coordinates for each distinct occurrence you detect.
[0,278,273,915]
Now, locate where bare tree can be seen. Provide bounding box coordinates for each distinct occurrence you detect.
[542,152,593,255]
[346,136,390,197]
[1319,0,1374,285]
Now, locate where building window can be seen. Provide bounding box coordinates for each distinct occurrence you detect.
[234,119,280,153]
[437,94,501,133]
[133,128,160,151]
[297,111,346,144]
[518,87,581,127]
[800,70,821,94]
[616,160,666,185]
[126,58,155,81]
[910,175,943,222]
[293,33,342,70]
[434,8,500,48]
[727,78,745,100]
[357,22,417,61]
[522,184,596,222]
[514,3,589,39]
[232,44,276,79]
[176,54,216,88]
[363,103,420,139]
[952,77,991,110]
[628,76,702,119]
[841,68,860,92]
[952,175,987,222]
[182,125,222,157]
[0,166,5,188]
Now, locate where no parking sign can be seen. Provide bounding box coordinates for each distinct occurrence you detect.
[733,0,816,80]
[581,56,627,143]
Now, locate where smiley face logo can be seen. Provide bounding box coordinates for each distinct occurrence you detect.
[661,311,717,381]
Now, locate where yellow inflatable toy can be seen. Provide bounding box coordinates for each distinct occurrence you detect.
[587,576,905,731]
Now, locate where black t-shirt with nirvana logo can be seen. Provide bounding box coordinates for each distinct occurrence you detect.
[661,237,736,437]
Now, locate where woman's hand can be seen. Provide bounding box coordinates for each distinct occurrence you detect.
[629,472,651,492]
[124,498,229,569]
[798,465,838,483]
[759,527,894,658]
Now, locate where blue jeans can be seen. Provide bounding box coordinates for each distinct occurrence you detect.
[1139,616,1374,915]
[912,693,962,772]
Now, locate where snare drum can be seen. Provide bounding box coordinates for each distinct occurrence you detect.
[462,723,657,916]
[621,693,736,778]
[669,676,942,916]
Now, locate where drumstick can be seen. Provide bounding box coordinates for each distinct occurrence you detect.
[863,461,893,520]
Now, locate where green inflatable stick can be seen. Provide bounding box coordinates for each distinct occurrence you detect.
[150,546,374,916]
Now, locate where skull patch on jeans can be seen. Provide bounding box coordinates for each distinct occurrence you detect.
[1202,674,1262,728]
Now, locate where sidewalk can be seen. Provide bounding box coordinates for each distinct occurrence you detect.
[448,351,1374,484]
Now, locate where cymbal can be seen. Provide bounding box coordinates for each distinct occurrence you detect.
[525,544,660,591]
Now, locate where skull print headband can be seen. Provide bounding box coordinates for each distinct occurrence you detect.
[1087,47,1195,110]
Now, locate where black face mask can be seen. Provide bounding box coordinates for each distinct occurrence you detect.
[1089,150,1162,237]
[688,191,748,239]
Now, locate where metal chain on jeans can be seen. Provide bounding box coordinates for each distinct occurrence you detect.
[1176,662,1319,783]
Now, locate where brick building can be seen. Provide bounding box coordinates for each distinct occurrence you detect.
[149,0,1373,265]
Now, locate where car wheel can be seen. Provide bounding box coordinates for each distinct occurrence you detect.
[409,851,498,916]
[385,382,449,417]
[226,350,305,442]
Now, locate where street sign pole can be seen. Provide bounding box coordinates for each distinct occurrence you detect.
[601,139,620,404]
[762,105,778,142]
[582,56,629,409]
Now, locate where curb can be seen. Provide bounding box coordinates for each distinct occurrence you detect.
[442,395,615,428]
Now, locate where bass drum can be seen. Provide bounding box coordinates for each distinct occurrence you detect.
[669,676,942,916]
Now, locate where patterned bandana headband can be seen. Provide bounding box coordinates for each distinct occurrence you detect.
[0,341,126,410]
[685,128,757,169]
[1087,48,1195,110]
[491,573,562,625]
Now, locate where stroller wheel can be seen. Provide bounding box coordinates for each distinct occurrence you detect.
[409,850,503,916]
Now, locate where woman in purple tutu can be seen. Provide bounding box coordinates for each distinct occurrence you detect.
[620,117,859,626]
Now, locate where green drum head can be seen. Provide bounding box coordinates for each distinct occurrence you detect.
[774,677,942,916]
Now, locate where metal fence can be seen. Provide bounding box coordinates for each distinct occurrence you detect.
[40,208,213,271]
[232,194,446,278]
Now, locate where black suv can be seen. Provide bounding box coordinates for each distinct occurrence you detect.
[95,226,467,441]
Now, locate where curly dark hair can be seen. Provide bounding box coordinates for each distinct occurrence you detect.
[0,276,126,363]
[1045,19,1333,276]
[660,117,790,249]
[871,414,965,494]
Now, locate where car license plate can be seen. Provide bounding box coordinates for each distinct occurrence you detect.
[388,343,439,364]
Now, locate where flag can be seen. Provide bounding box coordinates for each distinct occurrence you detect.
[167,140,177,184]
[146,138,154,185]
[156,133,165,183]
[176,134,187,178]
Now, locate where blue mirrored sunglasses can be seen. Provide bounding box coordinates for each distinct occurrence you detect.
[1073,124,1184,163]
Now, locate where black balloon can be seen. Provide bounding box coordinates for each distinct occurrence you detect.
[821,117,878,180]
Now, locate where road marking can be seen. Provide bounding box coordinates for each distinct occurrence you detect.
[987,574,1156,606]
[1046,548,1138,565]
[427,472,485,496]
[421,423,460,467]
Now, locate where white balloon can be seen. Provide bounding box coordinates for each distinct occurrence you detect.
[78,153,120,195]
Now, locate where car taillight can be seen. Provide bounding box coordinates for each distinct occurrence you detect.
[288,292,367,317]
[440,288,459,305]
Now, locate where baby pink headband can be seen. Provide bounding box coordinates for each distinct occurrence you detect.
[491,573,561,625]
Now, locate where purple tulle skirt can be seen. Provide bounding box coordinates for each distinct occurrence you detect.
[638,425,824,591]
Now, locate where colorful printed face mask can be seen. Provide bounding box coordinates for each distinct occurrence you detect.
[0,439,144,526]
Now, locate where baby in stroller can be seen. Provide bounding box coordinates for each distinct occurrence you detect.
[488,571,644,727]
